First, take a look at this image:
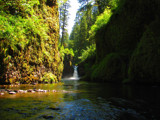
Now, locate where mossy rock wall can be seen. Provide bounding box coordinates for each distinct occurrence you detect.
[90,0,160,83]
[91,53,126,82]
[128,19,160,83]
[0,0,63,84]
[62,55,74,78]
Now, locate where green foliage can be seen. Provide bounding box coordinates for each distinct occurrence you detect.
[128,18,160,83]
[0,0,62,84]
[90,7,112,36]
[42,72,57,83]
[79,44,96,62]
[0,0,40,16]
[91,53,126,82]
[109,0,120,10]
[0,0,49,61]
[88,0,160,83]
[57,0,68,7]
[59,45,74,59]
[0,15,48,54]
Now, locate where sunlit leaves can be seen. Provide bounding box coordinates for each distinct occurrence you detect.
[0,14,49,52]
[42,72,57,83]
[57,0,68,7]
[79,44,96,62]
[90,7,112,35]
[59,45,74,58]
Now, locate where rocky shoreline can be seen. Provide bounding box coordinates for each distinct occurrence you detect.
[0,88,72,95]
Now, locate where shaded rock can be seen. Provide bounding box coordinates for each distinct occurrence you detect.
[6,89,12,92]
[48,107,60,110]
[108,97,154,119]
[42,115,54,119]
[0,89,6,92]
[18,90,25,93]
[108,97,135,108]
[14,90,19,93]
[128,18,160,83]
[108,97,149,110]
[27,89,34,92]
[119,111,146,120]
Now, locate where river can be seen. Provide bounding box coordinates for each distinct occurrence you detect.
[0,79,160,120]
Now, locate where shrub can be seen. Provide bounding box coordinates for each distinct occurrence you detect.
[90,7,112,36]
[91,53,126,82]
[79,44,96,63]
[42,72,57,83]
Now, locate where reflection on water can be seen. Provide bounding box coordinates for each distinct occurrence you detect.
[0,79,160,119]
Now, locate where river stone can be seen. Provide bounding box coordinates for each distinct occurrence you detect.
[27,89,33,92]
[18,90,24,93]
[0,89,6,92]
[52,90,56,92]
[14,90,19,93]
[9,91,16,94]
[0,92,4,95]
[35,89,44,92]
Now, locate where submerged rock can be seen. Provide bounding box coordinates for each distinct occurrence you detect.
[42,115,54,119]
[48,107,60,110]
[55,98,156,120]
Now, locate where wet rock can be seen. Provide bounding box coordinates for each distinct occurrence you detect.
[0,89,6,92]
[108,97,149,111]
[27,89,34,92]
[23,90,27,93]
[43,90,47,93]
[32,83,37,85]
[48,107,60,110]
[35,89,44,92]
[62,90,73,93]
[9,91,16,94]
[6,89,12,92]
[14,90,19,93]
[108,97,153,119]
[18,90,24,93]
[42,115,54,119]
[0,92,4,95]
[118,111,146,120]
[108,97,134,108]
[52,90,56,92]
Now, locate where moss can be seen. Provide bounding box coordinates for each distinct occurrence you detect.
[91,53,126,82]
[87,0,160,83]
[96,0,157,61]
[0,0,63,84]
[42,72,57,83]
[128,18,160,83]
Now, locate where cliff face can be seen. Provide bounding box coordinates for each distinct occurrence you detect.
[0,0,63,84]
[90,0,160,83]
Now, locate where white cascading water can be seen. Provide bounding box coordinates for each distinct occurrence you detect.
[70,66,79,80]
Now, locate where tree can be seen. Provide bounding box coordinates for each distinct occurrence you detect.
[59,0,70,46]
[68,0,119,64]
[79,15,88,50]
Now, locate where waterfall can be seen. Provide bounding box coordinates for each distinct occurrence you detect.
[73,66,78,78]
[70,66,79,80]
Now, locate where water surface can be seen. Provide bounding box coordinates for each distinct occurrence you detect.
[0,79,160,119]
